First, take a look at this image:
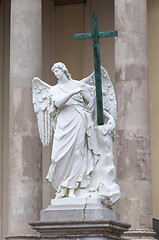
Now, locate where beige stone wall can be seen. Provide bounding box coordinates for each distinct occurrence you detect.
[55,4,85,80]
[148,0,159,220]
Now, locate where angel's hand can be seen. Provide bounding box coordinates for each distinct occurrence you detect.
[71,87,83,95]
[105,118,116,135]
[55,88,82,108]
[107,116,115,128]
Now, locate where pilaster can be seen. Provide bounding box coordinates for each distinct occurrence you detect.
[114,0,156,239]
[6,0,42,239]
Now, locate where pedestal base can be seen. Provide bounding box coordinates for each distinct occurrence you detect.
[31,220,130,240]
[30,197,130,240]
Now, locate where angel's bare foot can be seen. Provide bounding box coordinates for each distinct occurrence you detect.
[56,186,66,199]
[68,189,75,198]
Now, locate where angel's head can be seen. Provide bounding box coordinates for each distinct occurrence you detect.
[51,62,71,80]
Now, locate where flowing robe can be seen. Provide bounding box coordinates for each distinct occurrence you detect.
[46,84,99,198]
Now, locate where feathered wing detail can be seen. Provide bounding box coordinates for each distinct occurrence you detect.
[81,71,95,86]
[32,77,54,147]
[81,66,117,125]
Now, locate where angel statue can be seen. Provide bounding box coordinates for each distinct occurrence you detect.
[32,62,120,205]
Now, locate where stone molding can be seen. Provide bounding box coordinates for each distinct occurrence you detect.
[123,229,157,239]
[5,234,40,240]
[54,0,86,6]
[30,220,131,239]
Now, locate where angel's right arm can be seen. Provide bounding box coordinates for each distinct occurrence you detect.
[54,88,82,108]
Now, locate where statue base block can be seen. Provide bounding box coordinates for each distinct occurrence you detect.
[30,197,130,240]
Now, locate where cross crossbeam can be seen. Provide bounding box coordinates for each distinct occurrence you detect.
[74,30,118,40]
[74,12,118,125]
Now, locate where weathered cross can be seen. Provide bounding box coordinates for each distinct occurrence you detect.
[74,12,118,125]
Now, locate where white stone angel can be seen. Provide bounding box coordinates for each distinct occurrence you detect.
[32,62,120,205]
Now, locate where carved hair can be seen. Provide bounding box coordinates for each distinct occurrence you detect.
[51,62,72,80]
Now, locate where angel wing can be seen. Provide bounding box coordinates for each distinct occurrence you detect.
[82,66,117,125]
[32,77,54,147]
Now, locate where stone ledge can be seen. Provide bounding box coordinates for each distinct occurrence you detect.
[123,229,157,239]
[5,234,40,240]
[30,220,131,240]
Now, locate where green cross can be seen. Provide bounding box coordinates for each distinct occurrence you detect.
[74,12,118,125]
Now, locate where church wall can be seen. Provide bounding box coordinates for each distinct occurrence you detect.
[148,0,159,220]
[55,4,85,80]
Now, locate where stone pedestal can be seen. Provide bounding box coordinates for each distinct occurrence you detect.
[30,198,130,240]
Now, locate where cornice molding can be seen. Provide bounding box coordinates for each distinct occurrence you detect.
[54,0,86,6]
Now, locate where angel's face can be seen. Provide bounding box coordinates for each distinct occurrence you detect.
[53,68,64,80]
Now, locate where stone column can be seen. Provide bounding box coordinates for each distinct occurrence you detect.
[6,0,42,239]
[115,0,156,239]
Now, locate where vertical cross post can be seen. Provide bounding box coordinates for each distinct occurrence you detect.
[92,12,103,125]
[74,12,118,125]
